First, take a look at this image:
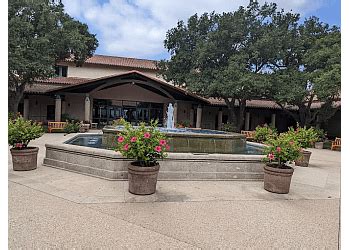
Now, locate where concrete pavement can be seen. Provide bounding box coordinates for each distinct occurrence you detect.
[8,133,341,248]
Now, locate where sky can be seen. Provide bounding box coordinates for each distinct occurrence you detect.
[62,0,341,60]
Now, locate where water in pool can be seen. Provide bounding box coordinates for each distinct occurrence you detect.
[65,134,264,155]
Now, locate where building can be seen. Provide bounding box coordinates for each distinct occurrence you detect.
[20,54,341,137]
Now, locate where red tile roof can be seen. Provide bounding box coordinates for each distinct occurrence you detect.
[27,75,341,110]
[25,83,66,94]
[64,54,158,70]
[207,98,341,109]
[37,77,90,85]
[25,77,89,93]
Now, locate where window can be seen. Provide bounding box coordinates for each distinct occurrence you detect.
[54,65,68,77]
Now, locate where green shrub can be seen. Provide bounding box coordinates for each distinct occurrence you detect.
[223,123,237,132]
[254,125,278,143]
[63,121,80,133]
[8,112,21,120]
[115,119,168,167]
[176,120,190,128]
[263,133,302,166]
[314,128,327,142]
[285,126,318,148]
[8,116,44,149]
[61,113,78,122]
[112,118,125,126]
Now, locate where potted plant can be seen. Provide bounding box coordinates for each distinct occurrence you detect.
[289,126,318,167]
[263,133,302,194]
[115,119,169,195]
[253,124,278,143]
[9,116,44,171]
[314,128,327,149]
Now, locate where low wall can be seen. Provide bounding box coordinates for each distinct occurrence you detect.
[43,143,265,181]
[102,126,246,154]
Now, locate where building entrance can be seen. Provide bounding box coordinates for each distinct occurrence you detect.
[92,99,163,126]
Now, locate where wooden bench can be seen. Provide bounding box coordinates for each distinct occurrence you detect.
[241,130,256,140]
[91,122,98,129]
[48,121,67,133]
[79,123,90,133]
[331,137,341,151]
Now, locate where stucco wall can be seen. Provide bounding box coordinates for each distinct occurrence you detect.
[60,62,161,80]
[27,95,55,122]
[176,102,192,125]
[92,83,172,103]
[64,94,86,121]
[201,106,220,130]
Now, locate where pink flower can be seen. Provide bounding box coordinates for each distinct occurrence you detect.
[268,153,275,160]
[165,144,170,151]
[289,141,294,145]
[130,137,137,142]
[155,145,162,152]
[159,139,167,146]
[276,147,281,153]
[144,132,151,139]
[118,136,124,143]
[123,144,129,151]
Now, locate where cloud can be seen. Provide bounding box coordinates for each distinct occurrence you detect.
[62,0,329,59]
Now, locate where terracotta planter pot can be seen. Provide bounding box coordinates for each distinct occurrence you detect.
[314,142,324,149]
[264,164,294,194]
[295,150,312,167]
[128,162,160,195]
[10,147,39,171]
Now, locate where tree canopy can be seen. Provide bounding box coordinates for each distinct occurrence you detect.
[8,0,99,113]
[159,3,296,131]
[159,2,340,130]
[269,17,340,127]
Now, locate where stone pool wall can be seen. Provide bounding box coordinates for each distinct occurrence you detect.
[102,127,246,154]
[43,143,265,181]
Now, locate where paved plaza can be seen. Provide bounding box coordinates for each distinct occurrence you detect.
[8,133,341,248]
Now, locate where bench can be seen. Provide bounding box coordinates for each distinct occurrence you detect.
[79,123,90,133]
[331,137,341,151]
[48,121,67,133]
[241,130,256,140]
[91,122,98,129]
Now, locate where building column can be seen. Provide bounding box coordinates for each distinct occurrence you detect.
[244,112,250,130]
[189,108,194,127]
[196,104,202,128]
[316,115,321,129]
[55,95,62,122]
[163,103,168,127]
[271,113,276,128]
[218,109,223,130]
[173,102,178,126]
[23,98,29,120]
[90,97,94,123]
[84,94,91,122]
[61,100,66,115]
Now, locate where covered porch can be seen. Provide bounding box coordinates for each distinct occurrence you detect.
[24,71,210,128]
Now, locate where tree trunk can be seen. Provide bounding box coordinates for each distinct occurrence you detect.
[8,83,26,114]
[224,98,239,132]
[8,91,20,114]
[298,105,309,127]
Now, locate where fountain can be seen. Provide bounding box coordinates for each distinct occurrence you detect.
[166,103,175,129]
[101,103,248,154]
[43,103,266,181]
